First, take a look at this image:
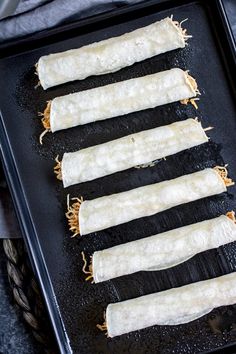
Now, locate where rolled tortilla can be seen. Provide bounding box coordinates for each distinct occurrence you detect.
[37,17,189,90]
[55,118,208,187]
[66,167,234,236]
[40,68,199,139]
[91,213,236,283]
[102,272,236,337]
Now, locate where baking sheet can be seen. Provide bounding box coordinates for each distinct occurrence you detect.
[1,0,236,353]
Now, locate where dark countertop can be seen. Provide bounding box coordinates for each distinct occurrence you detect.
[0,242,41,354]
[0,1,235,354]
[0,165,41,353]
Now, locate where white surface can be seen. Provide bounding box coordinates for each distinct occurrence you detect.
[93,215,236,282]
[106,272,236,337]
[62,118,208,187]
[49,68,196,132]
[38,17,185,89]
[79,168,226,235]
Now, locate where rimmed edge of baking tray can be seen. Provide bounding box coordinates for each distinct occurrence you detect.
[0,0,236,353]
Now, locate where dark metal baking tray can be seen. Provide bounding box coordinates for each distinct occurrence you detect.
[1,0,236,353]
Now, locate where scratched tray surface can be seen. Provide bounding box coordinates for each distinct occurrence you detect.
[1,1,236,353]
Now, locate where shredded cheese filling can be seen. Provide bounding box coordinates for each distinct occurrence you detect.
[65,196,83,237]
[39,101,51,144]
[81,252,94,282]
[180,98,199,109]
[34,62,39,76]
[171,17,192,43]
[54,156,62,180]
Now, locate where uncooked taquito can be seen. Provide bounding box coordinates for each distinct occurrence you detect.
[66,166,234,236]
[98,272,236,337]
[37,17,190,90]
[89,213,236,283]
[40,68,199,141]
[55,118,208,187]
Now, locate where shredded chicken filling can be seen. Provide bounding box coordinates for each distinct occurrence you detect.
[226,210,236,223]
[214,166,235,187]
[97,312,108,336]
[180,71,200,108]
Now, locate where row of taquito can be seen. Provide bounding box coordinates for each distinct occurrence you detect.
[37,17,196,140]
[36,16,236,339]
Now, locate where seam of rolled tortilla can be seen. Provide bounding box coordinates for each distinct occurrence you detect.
[104,272,236,337]
[55,118,209,187]
[66,167,234,237]
[36,17,190,89]
[91,212,236,283]
[39,68,199,139]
